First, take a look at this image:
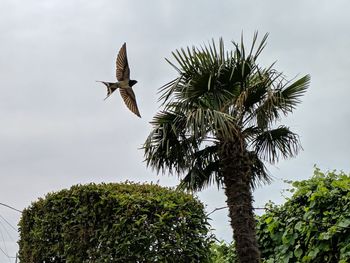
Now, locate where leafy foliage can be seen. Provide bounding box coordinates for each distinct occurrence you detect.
[210,241,238,262]
[144,33,310,192]
[258,168,350,262]
[18,182,213,262]
[210,168,350,263]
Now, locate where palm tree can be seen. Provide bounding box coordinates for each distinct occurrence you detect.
[143,33,310,263]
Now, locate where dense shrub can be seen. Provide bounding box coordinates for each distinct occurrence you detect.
[18,182,213,262]
[210,241,237,263]
[258,168,350,262]
[211,168,350,263]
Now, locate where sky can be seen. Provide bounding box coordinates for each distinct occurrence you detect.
[1,0,350,260]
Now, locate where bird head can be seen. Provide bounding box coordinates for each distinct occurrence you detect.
[129,80,138,87]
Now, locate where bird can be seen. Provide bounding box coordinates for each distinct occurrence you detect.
[97,43,141,117]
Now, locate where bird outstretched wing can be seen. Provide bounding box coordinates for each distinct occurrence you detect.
[116,43,130,81]
[119,88,141,117]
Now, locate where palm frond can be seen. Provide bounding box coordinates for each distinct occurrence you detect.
[245,73,310,128]
[278,74,310,112]
[252,32,269,61]
[247,151,272,189]
[161,39,228,101]
[158,76,185,105]
[178,161,221,191]
[240,70,270,111]
[252,126,302,163]
[242,126,262,142]
[186,107,239,139]
[177,145,221,191]
[144,110,192,174]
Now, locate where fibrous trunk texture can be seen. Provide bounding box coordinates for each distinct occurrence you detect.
[219,140,261,263]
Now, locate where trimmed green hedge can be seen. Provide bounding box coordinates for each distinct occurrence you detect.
[18,182,213,262]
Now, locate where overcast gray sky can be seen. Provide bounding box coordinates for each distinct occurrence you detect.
[1,0,350,260]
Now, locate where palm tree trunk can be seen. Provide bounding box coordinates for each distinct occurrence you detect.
[219,140,261,263]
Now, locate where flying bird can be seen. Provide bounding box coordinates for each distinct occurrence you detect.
[97,43,141,117]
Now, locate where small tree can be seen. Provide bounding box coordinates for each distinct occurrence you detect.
[18,182,213,262]
[144,33,309,263]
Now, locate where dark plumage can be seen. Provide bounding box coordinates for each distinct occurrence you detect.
[97,43,141,117]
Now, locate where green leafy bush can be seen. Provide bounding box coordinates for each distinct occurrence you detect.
[258,168,350,262]
[18,182,213,262]
[210,241,238,263]
[211,168,350,263]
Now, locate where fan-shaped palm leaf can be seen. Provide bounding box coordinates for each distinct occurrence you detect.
[252,125,301,163]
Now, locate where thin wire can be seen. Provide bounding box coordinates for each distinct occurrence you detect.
[0,237,11,263]
[0,203,21,214]
[0,225,9,262]
[0,215,17,233]
[0,246,9,258]
[0,202,22,262]
[0,217,15,242]
[0,212,19,261]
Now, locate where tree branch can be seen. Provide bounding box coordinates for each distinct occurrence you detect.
[207,205,267,216]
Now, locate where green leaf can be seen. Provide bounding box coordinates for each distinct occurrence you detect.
[294,247,303,258]
[319,232,332,240]
[294,221,303,231]
[307,247,320,259]
[338,218,350,228]
[265,216,273,224]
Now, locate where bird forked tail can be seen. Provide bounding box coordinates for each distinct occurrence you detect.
[96,81,118,100]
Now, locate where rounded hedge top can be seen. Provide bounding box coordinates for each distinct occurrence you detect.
[18,182,213,262]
